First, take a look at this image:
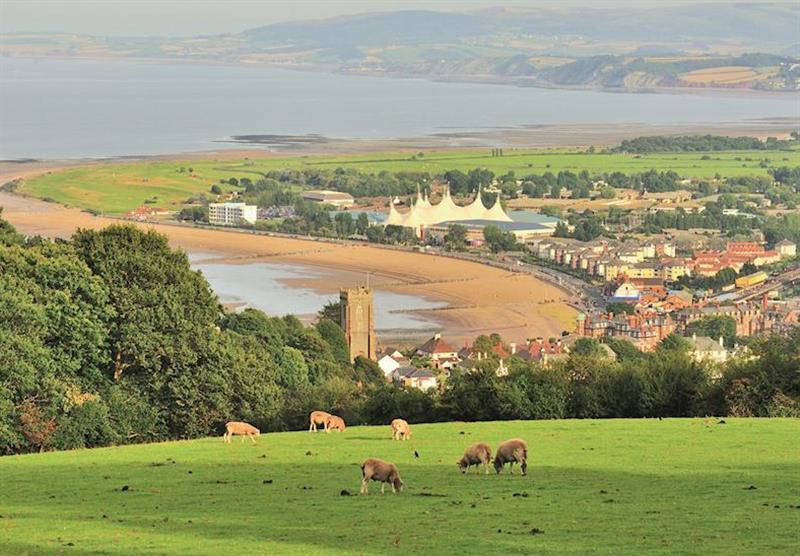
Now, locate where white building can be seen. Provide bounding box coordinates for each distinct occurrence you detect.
[776,239,797,258]
[378,354,402,377]
[209,202,257,226]
[688,335,729,365]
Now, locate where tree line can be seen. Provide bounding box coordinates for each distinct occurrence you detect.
[614,135,797,153]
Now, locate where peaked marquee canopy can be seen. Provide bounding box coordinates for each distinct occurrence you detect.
[384,186,512,232]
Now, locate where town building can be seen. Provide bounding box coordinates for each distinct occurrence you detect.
[576,311,676,351]
[675,302,775,337]
[426,219,555,245]
[610,282,641,303]
[208,202,257,226]
[687,334,729,364]
[377,349,411,377]
[514,337,566,364]
[301,190,355,208]
[340,286,376,361]
[391,367,438,391]
[776,239,797,258]
[416,333,459,369]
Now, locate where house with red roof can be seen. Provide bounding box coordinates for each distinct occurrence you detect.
[415,333,460,369]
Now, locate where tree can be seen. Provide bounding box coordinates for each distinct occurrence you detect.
[0,208,23,246]
[483,225,518,253]
[658,333,692,352]
[739,262,758,276]
[553,221,570,238]
[353,356,384,386]
[686,315,737,346]
[444,224,467,251]
[315,318,350,367]
[356,212,369,235]
[443,170,469,196]
[570,338,605,357]
[605,301,635,315]
[277,347,310,389]
[210,184,222,194]
[318,301,341,325]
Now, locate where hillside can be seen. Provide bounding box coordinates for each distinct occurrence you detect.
[1,419,798,555]
[2,4,798,92]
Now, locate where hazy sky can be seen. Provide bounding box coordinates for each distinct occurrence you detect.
[1,0,786,36]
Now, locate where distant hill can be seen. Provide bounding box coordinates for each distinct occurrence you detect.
[1,3,798,92]
[238,3,800,49]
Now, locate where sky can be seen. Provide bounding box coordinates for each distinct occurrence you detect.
[0,0,788,37]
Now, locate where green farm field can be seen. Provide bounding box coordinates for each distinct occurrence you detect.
[1,419,798,555]
[17,147,800,214]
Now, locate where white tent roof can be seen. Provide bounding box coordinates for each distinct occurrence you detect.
[384,185,512,230]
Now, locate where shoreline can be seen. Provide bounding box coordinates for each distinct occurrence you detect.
[0,191,578,346]
[3,53,798,99]
[2,119,798,169]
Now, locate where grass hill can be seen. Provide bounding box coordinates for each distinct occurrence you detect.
[1,419,798,555]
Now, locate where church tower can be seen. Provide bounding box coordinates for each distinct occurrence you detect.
[340,286,376,361]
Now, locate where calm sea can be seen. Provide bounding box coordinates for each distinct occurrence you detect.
[1,57,798,159]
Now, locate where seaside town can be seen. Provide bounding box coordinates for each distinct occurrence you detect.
[119,160,800,390]
[2,2,800,553]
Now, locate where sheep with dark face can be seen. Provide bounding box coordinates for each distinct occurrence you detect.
[360,458,404,494]
[494,438,528,475]
[457,442,492,474]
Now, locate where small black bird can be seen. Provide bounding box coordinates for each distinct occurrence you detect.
[658,416,663,421]
[717,419,727,425]
[413,450,420,459]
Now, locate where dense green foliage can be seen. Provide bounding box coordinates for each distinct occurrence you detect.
[482,224,519,253]
[616,135,796,153]
[0,220,352,454]
[686,316,738,347]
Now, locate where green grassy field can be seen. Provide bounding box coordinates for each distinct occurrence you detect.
[1,419,798,555]
[18,147,800,214]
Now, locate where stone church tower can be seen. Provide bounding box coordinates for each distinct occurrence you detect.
[340,286,376,361]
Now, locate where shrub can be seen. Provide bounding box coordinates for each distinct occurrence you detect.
[53,400,118,450]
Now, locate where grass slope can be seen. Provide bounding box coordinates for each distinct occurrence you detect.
[1,419,798,555]
[20,148,800,214]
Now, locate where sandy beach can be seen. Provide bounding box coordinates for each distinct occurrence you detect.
[0,191,577,346]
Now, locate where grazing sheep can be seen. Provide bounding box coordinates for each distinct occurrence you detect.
[360,458,404,494]
[309,410,332,432]
[391,418,412,441]
[458,442,493,475]
[223,421,260,444]
[494,438,528,475]
[327,415,346,433]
